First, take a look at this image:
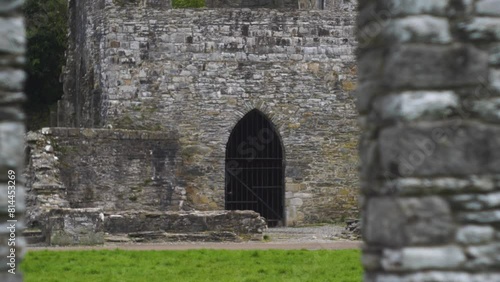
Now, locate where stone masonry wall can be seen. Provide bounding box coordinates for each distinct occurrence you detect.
[57,2,360,225]
[0,1,26,281]
[358,0,500,280]
[296,0,357,11]
[26,127,184,219]
[206,0,297,9]
[58,0,105,127]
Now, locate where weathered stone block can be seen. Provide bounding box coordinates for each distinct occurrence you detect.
[366,272,500,282]
[358,0,449,27]
[381,246,466,271]
[46,208,104,246]
[0,122,25,176]
[450,192,500,211]
[459,210,500,224]
[473,98,500,123]
[384,45,488,90]
[354,80,387,114]
[380,176,496,196]
[466,243,500,270]
[364,197,453,247]
[0,69,25,92]
[0,16,25,55]
[357,48,385,83]
[359,15,451,46]
[0,0,24,14]
[372,91,458,122]
[456,225,495,244]
[477,0,500,16]
[463,17,500,41]
[379,121,500,177]
[490,68,500,94]
[362,251,382,271]
[0,92,25,104]
[364,198,406,246]
[358,44,489,90]
[490,45,500,65]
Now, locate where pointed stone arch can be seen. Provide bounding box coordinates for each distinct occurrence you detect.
[225,109,285,227]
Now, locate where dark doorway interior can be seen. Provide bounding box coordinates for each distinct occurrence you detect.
[225,109,284,227]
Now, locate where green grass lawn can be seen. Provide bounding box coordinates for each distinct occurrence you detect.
[22,249,362,282]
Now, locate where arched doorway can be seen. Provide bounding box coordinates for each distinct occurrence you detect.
[225,109,284,227]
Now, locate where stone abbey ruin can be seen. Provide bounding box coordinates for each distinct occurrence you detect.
[2,0,500,281]
[24,0,359,245]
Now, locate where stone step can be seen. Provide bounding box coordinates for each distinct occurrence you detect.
[105,231,243,243]
[32,184,66,194]
[23,228,46,245]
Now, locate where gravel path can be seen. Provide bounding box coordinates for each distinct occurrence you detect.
[28,224,361,251]
[263,224,347,243]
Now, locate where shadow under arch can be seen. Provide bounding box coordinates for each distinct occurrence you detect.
[225,109,285,227]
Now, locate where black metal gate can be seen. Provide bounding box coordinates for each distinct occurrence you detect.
[225,109,284,227]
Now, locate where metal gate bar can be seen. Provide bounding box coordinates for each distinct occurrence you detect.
[225,109,284,227]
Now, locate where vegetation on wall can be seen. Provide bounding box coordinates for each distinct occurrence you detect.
[23,0,68,130]
[172,0,205,8]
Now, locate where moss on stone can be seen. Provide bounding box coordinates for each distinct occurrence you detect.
[112,0,140,6]
[341,80,357,91]
[172,0,205,8]
[112,114,164,131]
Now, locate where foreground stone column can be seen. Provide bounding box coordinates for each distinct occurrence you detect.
[357,0,500,281]
[0,1,27,281]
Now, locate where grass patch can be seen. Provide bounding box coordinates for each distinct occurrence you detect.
[22,249,361,282]
[172,0,205,8]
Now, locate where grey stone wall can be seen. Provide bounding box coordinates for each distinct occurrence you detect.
[0,1,26,281]
[56,2,360,225]
[323,0,356,12]
[206,0,297,9]
[296,0,356,11]
[26,128,184,223]
[358,0,500,280]
[58,0,106,128]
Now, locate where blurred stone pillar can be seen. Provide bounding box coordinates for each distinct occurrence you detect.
[0,0,27,281]
[357,0,500,281]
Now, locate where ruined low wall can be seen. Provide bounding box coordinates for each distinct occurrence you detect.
[26,128,183,217]
[104,210,266,235]
[44,209,266,246]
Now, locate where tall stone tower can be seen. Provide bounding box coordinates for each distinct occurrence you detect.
[37,0,360,227]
